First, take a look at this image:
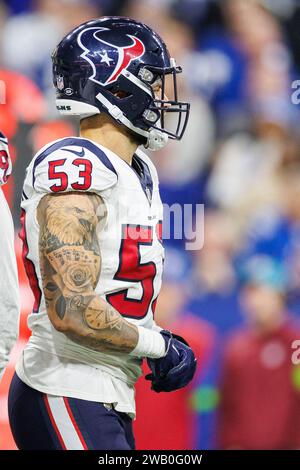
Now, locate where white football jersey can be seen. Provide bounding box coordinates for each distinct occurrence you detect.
[0,134,19,382]
[16,136,164,417]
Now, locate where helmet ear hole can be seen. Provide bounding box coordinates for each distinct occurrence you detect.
[113,90,132,99]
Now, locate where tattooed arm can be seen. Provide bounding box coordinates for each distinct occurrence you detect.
[37,192,139,354]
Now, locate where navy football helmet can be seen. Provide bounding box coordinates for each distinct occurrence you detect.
[52,16,190,150]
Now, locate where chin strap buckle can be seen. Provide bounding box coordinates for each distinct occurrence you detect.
[146,128,169,151]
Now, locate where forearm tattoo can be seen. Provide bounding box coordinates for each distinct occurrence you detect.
[38,193,138,354]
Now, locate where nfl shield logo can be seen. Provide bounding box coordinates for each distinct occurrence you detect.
[57,75,64,91]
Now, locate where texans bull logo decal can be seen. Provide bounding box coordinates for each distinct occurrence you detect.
[77,27,145,86]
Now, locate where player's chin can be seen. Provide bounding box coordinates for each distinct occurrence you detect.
[127,127,147,147]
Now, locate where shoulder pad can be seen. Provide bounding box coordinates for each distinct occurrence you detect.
[24,137,118,198]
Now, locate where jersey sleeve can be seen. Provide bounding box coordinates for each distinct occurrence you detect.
[26,138,117,197]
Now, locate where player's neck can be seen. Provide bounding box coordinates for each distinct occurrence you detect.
[80,114,138,165]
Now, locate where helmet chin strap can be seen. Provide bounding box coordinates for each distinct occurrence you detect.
[95,92,169,152]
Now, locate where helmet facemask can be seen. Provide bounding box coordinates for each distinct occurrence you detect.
[139,60,190,143]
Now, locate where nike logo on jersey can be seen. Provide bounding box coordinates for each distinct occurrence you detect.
[62,147,85,157]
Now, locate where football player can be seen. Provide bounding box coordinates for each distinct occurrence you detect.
[0,133,19,382]
[8,17,196,450]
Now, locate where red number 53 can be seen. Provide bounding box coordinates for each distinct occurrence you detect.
[48,158,92,192]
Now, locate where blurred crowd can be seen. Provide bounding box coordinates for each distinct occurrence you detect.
[1,0,300,450]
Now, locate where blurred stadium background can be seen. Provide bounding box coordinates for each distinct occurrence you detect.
[2,0,300,450]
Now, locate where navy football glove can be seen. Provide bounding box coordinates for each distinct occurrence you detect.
[145,330,197,393]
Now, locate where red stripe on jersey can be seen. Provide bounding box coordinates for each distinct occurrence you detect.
[19,209,42,313]
[43,395,67,450]
[156,220,163,243]
[63,398,88,450]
